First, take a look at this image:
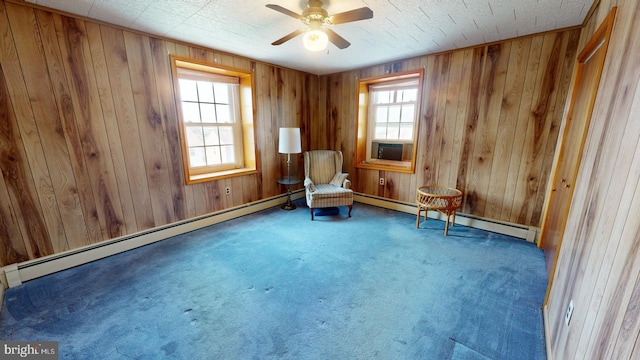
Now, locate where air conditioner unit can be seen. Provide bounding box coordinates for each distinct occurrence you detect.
[377,143,403,161]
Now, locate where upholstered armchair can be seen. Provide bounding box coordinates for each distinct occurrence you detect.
[304,150,353,220]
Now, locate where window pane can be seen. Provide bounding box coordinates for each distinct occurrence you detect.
[220,145,235,163]
[182,102,201,123]
[388,105,401,122]
[205,146,221,165]
[216,104,232,123]
[200,103,216,123]
[214,83,230,104]
[189,147,206,167]
[375,106,388,123]
[375,90,393,104]
[401,105,415,122]
[186,126,204,146]
[197,81,214,103]
[386,123,400,139]
[202,126,219,146]
[399,124,413,140]
[179,79,198,101]
[375,125,387,139]
[400,89,418,102]
[218,126,234,145]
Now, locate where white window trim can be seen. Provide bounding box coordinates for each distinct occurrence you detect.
[366,80,419,163]
[177,74,244,174]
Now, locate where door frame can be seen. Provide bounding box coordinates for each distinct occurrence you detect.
[539,7,617,305]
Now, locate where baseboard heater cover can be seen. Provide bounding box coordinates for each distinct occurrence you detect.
[1,191,304,288]
[353,193,538,242]
[1,191,536,288]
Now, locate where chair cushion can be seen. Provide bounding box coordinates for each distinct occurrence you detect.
[306,184,353,208]
[311,184,352,197]
[329,172,349,187]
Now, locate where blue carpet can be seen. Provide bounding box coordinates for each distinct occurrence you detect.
[0,201,547,359]
[450,340,492,360]
[451,340,491,360]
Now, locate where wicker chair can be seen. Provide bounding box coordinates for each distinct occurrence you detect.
[304,150,353,220]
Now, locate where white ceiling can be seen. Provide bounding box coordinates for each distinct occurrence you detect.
[25,0,593,75]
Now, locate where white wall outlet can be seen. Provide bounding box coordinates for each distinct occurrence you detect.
[565,300,574,326]
[379,178,385,185]
[225,186,231,195]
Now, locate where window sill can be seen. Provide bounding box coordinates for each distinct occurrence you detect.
[356,160,414,174]
[187,167,258,184]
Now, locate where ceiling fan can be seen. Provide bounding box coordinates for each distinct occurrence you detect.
[266,0,373,51]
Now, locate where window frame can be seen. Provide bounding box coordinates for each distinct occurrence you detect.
[170,55,258,184]
[355,69,424,174]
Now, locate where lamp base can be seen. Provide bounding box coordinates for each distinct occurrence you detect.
[280,166,296,210]
[282,187,296,210]
[281,202,297,210]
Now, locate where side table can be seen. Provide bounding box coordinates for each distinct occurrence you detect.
[278,176,301,210]
[416,186,463,235]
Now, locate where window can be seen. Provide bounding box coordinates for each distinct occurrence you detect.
[170,55,257,184]
[355,69,424,173]
[370,79,419,142]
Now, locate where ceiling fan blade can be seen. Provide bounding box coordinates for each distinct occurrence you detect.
[265,4,302,20]
[325,28,350,49]
[329,7,373,25]
[272,28,305,46]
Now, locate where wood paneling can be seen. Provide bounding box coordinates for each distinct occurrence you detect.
[319,29,580,227]
[545,0,640,358]
[1,3,56,259]
[0,0,318,266]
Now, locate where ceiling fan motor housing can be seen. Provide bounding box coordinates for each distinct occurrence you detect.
[302,0,330,27]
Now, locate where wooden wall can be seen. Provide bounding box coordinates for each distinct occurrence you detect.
[317,29,580,228]
[0,0,585,267]
[545,0,640,358]
[3,0,638,356]
[0,1,316,267]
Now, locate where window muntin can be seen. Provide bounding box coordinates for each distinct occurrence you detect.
[171,55,258,184]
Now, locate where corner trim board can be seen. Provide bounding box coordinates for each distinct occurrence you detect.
[543,304,553,360]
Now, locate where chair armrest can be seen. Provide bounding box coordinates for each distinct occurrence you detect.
[343,178,351,189]
[304,178,316,192]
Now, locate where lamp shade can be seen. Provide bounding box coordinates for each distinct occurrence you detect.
[278,128,301,154]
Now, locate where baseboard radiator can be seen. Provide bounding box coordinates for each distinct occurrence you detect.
[1,191,537,290]
[1,191,304,289]
[353,193,539,242]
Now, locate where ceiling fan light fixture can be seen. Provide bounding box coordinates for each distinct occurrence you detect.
[267,0,372,51]
[303,29,328,51]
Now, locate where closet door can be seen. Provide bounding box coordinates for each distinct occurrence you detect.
[539,9,616,304]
